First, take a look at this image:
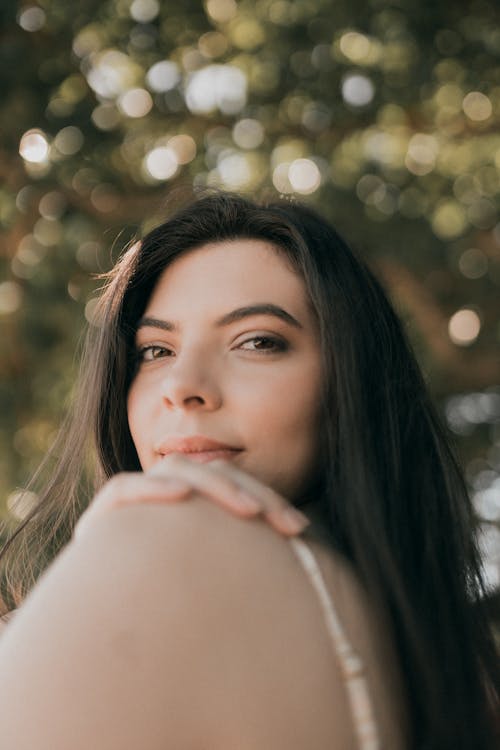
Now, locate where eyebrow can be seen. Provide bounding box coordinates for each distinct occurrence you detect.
[136,304,303,333]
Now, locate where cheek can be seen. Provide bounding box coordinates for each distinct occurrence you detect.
[126,385,137,432]
[279,365,322,431]
[247,365,323,466]
[278,384,322,458]
[126,382,146,452]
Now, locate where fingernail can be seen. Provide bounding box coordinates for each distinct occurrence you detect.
[282,508,310,532]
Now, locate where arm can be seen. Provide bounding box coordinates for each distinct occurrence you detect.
[0,500,224,750]
[0,497,333,749]
[0,497,361,750]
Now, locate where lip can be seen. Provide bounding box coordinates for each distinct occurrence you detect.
[156,435,243,459]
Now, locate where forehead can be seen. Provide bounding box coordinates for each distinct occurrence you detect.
[145,239,311,317]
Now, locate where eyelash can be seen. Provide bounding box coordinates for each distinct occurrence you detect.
[135,335,287,363]
[239,335,288,354]
[135,345,171,363]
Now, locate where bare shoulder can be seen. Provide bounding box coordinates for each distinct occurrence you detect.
[0,499,407,749]
[83,498,408,747]
[0,499,269,749]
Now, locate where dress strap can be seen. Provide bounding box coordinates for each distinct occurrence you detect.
[288,536,381,750]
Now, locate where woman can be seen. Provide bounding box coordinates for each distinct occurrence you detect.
[0,191,498,748]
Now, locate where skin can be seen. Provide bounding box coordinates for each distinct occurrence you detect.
[76,239,324,540]
[126,239,324,503]
[0,239,408,747]
[0,500,388,749]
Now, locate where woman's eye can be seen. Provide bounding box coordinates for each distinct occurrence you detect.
[238,336,287,353]
[137,345,172,362]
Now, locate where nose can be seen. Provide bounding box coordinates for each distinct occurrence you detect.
[159,349,222,412]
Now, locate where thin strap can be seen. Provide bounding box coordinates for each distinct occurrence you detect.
[289,536,381,750]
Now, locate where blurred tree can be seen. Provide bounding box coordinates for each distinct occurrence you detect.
[0,0,499,585]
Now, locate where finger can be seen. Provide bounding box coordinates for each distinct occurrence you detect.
[97,474,192,511]
[195,458,310,534]
[264,506,310,535]
[208,464,309,534]
[151,455,309,534]
[74,474,194,540]
[149,455,266,516]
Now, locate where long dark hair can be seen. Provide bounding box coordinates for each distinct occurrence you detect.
[1,191,499,748]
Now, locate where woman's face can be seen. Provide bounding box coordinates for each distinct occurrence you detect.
[127,239,323,501]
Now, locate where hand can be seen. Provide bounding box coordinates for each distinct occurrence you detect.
[74,453,310,541]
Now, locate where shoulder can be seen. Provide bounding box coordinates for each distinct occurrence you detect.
[69,497,347,670]
[0,499,407,748]
[72,495,321,614]
[0,499,356,748]
[79,499,405,746]
[72,495,301,605]
[0,499,281,748]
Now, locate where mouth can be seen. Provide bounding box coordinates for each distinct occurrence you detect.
[155,434,243,463]
[164,449,242,464]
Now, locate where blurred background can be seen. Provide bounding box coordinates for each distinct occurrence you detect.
[0,0,499,599]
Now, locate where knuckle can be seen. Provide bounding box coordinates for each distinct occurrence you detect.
[155,455,172,471]
[159,453,185,470]
[208,458,229,471]
[167,451,186,463]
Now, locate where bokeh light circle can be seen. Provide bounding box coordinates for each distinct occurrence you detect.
[288,158,321,194]
[341,74,375,107]
[144,147,178,180]
[448,308,481,346]
[19,129,50,163]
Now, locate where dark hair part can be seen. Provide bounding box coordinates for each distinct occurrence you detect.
[1,191,499,748]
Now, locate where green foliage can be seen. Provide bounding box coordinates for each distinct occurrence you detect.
[0,0,499,584]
